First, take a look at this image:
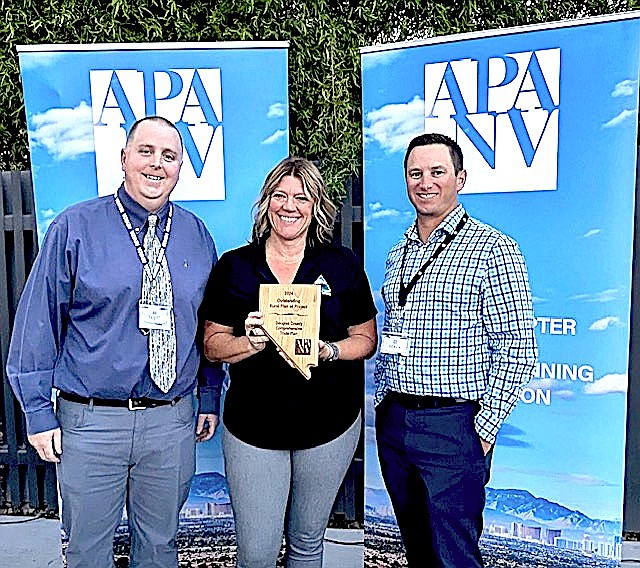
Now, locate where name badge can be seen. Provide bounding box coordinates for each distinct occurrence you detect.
[139,302,172,330]
[380,332,409,356]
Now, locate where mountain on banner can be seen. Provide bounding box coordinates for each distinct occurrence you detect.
[366,486,621,537]
[484,488,620,536]
[186,471,230,506]
[365,487,395,518]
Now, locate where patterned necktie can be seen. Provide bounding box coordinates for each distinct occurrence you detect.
[141,214,176,392]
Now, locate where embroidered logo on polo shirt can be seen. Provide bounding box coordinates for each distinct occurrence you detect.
[314,274,331,296]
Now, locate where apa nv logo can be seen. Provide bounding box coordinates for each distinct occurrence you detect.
[424,48,560,194]
[89,68,224,201]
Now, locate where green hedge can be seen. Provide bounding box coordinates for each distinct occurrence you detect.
[0,0,631,197]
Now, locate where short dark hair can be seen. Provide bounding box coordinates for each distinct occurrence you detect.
[404,133,464,174]
[125,116,183,149]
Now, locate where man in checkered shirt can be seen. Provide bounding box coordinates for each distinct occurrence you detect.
[374,133,537,567]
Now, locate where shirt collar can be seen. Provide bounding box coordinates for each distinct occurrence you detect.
[405,203,466,243]
[117,184,170,228]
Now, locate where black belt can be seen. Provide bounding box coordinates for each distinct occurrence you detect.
[58,391,181,411]
[387,390,470,410]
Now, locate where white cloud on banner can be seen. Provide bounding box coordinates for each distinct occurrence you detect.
[30,101,94,160]
[37,208,58,238]
[589,316,621,331]
[495,465,616,487]
[584,373,627,395]
[364,95,424,153]
[262,129,286,145]
[20,52,62,70]
[365,202,413,232]
[267,103,286,118]
[602,109,635,129]
[530,379,577,399]
[612,79,637,97]
[372,289,384,310]
[583,229,601,238]
[362,50,402,70]
[570,288,620,303]
[369,207,402,221]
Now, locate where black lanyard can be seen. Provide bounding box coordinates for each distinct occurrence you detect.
[398,213,468,308]
[114,194,173,281]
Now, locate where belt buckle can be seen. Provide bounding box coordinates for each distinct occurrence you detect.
[128,398,147,411]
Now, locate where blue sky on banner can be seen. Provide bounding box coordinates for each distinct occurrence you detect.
[362,17,640,522]
[19,45,289,255]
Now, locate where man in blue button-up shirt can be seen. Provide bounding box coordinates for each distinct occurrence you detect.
[7,116,222,568]
[375,133,537,568]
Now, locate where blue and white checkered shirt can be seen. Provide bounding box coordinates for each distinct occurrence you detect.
[374,204,537,443]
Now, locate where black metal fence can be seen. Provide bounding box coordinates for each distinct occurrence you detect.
[0,171,58,515]
[0,170,364,523]
[331,173,364,525]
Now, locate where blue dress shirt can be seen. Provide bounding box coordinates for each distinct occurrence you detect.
[374,204,538,444]
[7,186,222,435]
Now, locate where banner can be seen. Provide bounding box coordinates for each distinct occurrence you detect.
[18,41,289,563]
[18,41,289,255]
[362,13,639,566]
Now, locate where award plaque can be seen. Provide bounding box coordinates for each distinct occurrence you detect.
[259,284,321,379]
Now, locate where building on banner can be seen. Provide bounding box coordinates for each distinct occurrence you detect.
[361,12,639,567]
[18,41,289,563]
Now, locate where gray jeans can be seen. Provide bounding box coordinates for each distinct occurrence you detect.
[223,413,361,568]
[56,395,196,568]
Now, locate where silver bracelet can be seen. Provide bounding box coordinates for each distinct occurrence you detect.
[326,342,340,362]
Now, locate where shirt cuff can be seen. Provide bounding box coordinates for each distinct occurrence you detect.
[197,361,225,415]
[474,408,500,445]
[198,386,221,416]
[25,408,60,436]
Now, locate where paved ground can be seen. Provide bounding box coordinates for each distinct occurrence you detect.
[0,516,363,568]
[0,515,61,567]
[623,541,640,567]
[4,517,638,567]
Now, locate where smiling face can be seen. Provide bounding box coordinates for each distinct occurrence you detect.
[406,143,466,234]
[121,119,183,212]
[267,175,314,243]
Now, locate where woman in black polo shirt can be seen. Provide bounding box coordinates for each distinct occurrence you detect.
[202,157,377,568]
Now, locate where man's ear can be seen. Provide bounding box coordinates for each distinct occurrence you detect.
[121,148,126,172]
[457,169,467,193]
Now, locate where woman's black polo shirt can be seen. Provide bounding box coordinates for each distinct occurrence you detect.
[202,240,377,450]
